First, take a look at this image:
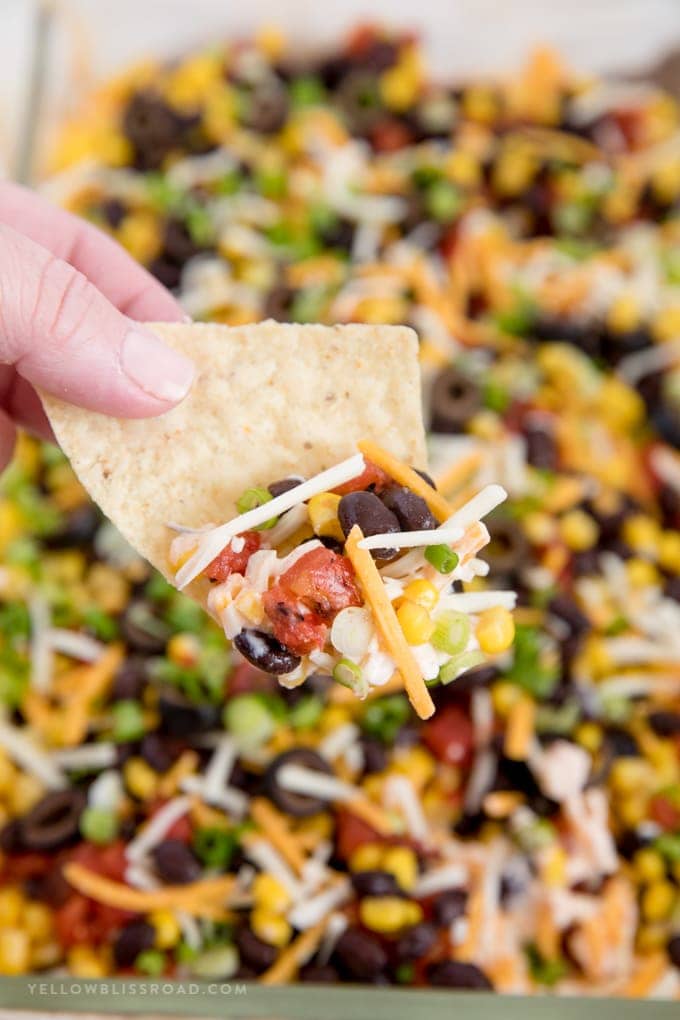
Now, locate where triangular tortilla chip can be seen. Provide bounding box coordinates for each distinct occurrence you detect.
[42,322,426,608]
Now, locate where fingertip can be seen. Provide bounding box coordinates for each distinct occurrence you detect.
[0,411,17,475]
[121,326,195,409]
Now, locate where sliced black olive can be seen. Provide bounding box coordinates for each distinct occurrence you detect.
[123,92,196,171]
[113,920,156,968]
[158,685,221,737]
[234,629,301,675]
[334,927,387,981]
[263,748,332,817]
[239,82,289,134]
[152,839,202,885]
[430,367,481,434]
[380,485,437,532]
[395,922,437,961]
[427,959,493,989]
[120,601,170,654]
[235,926,277,973]
[433,887,468,926]
[605,727,639,758]
[19,790,86,851]
[651,397,680,449]
[524,422,558,471]
[338,491,400,559]
[485,517,529,579]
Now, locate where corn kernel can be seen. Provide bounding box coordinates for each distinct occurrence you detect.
[393,746,435,788]
[606,294,641,335]
[67,944,110,978]
[559,509,599,552]
[653,305,680,343]
[319,705,352,734]
[360,896,417,934]
[610,757,652,796]
[255,24,286,60]
[252,873,292,914]
[575,721,603,754]
[541,846,567,887]
[397,601,435,645]
[250,908,292,948]
[641,881,676,922]
[0,887,24,927]
[401,579,439,612]
[523,511,556,546]
[651,159,680,203]
[380,64,420,112]
[123,757,159,800]
[461,86,497,124]
[636,922,669,955]
[0,500,24,555]
[476,606,515,655]
[164,54,223,111]
[349,842,384,873]
[658,530,680,572]
[117,212,162,265]
[626,557,659,589]
[616,795,647,828]
[622,515,661,555]
[9,772,44,815]
[167,633,201,667]
[0,929,31,975]
[445,149,481,188]
[597,377,645,431]
[491,680,523,717]
[31,940,62,969]
[23,901,53,943]
[382,846,418,892]
[150,909,182,950]
[0,752,16,795]
[633,847,666,885]
[88,563,130,614]
[307,492,344,543]
[401,901,424,926]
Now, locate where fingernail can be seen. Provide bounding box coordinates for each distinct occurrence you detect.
[182,313,193,324]
[122,327,195,403]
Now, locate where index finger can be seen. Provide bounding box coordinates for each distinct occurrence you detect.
[0,181,184,322]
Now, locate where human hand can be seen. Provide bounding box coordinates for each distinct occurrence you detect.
[0,181,195,468]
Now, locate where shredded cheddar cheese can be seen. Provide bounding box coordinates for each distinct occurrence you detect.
[345,525,434,720]
[504,694,536,761]
[357,440,453,523]
[250,797,307,875]
[260,918,329,984]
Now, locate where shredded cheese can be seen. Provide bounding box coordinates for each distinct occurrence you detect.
[504,695,536,761]
[357,526,463,552]
[0,714,66,790]
[345,526,434,719]
[444,484,507,529]
[357,440,453,522]
[435,451,484,495]
[250,798,306,876]
[125,796,192,863]
[63,863,236,919]
[260,918,329,985]
[175,454,366,587]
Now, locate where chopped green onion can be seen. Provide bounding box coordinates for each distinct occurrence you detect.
[289,694,324,730]
[525,944,568,987]
[438,650,485,685]
[515,817,556,853]
[426,180,462,222]
[655,832,680,863]
[111,699,146,742]
[175,941,199,964]
[135,949,166,977]
[223,693,277,750]
[535,701,580,736]
[80,806,119,846]
[190,943,239,980]
[216,170,243,195]
[424,544,459,574]
[290,76,327,108]
[255,166,288,199]
[193,826,238,869]
[395,962,415,984]
[235,487,278,529]
[431,611,470,656]
[361,694,411,744]
[184,201,214,245]
[333,659,367,697]
[82,607,119,641]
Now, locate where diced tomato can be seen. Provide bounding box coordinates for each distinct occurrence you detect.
[204,531,261,582]
[370,118,414,152]
[649,794,680,832]
[145,801,193,844]
[346,22,380,57]
[262,583,328,655]
[70,840,128,881]
[335,808,381,860]
[334,460,391,496]
[0,851,52,884]
[422,706,475,767]
[54,893,134,948]
[277,547,362,619]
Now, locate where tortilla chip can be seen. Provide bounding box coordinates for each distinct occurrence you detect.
[42,321,426,607]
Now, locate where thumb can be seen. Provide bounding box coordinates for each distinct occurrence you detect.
[0,223,194,417]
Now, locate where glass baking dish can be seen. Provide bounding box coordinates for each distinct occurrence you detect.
[1,2,680,1016]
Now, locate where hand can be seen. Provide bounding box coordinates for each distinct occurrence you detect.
[0,181,195,468]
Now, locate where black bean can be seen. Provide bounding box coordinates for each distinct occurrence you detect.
[651,398,680,448]
[19,790,86,851]
[351,870,401,898]
[318,216,355,253]
[433,888,468,926]
[120,601,169,655]
[648,711,680,737]
[359,736,387,774]
[665,576,680,604]
[234,629,301,675]
[111,658,148,701]
[238,82,289,134]
[263,284,294,322]
[158,685,221,737]
[123,93,195,171]
[44,504,101,548]
[548,594,590,638]
[299,963,339,983]
[235,926,277,973]
[267,477,304,498]
[336,71,383,134]
[100,198,127,229]
[524,423,558,471]
[334,927,387,981]
[380,485,437,532]
[148,256,182,291]
[430,367,481,434]
[668,934,680,970]
[113,920,156,968]
[338,491,401,559]
[572,549,601,577]
[0,818,23,853]
[606,728,639,758]
[25,868,71,908]
[616,827,653,860]
[659,482,680,528]
[427,959,493,990]
[531,316,601,358]
[140,733,174,772]
[264,748,332,817]
[396,922,437,961]
[152,840,202,885]
[162,218,210,267]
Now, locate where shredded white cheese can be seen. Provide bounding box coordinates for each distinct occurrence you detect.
[288,879,352,930]
[357,526,463,552]
[444,484,507,529]
[125,796,191,863]
[0,715,66,790]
